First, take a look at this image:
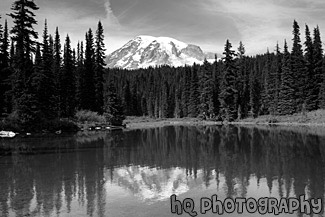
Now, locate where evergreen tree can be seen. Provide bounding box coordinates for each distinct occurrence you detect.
[180,67,190,117]
[53,27,62,117]
[265,49,277,115]
[274,43,282,115]
[39,20,56,119]
[8,0,39,114]
[236,42,248,118]
[199,59,214,119]
[219,40,238,121]
[94,21,105,114]
[75,41,85,110]
[122,81,132,115]
[291,20,307,111]
[304,24,317,111]
[212,55,220,117]
[82,29,96,111]
[61,35,76,117]
[313,26,324,109]
[0,19,9,69]
[188,64,199,117]
[249,68,261,118]
[174,86,182,118]
[0,19,11,115]
[104,80,125,126]
[278,40,296,115]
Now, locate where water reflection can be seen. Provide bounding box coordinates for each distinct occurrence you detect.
[0,126,325,216]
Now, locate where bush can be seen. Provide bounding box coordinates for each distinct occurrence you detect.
[104,113,124,126]
[75,110,106,123]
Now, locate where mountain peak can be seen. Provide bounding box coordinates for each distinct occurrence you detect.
[106,35,206,70]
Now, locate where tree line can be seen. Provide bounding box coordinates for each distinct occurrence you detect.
[1,0,325,128]
[0,0,124,129]
[109,21,325,121]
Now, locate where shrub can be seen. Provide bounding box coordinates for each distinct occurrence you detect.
[75,110,106,123]
[103,113,124,126]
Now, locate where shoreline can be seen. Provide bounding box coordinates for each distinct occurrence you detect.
[124,116,325,129]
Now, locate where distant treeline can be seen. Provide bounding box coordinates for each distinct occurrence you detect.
[109,21,325,121]
[1,0,325,128]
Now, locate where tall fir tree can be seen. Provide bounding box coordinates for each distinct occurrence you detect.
[39,20,56,119]
[82,29,96,111]
[94,21,106,114]
[313,26,324,109]
[61,35,76,117]
[75,41,85,110]
[219,40,238,121]
[274,42,282,115]
[291,20,308,111]
[199,59,215,119]
[53,27,62,117]
[188,64,199,117]
[104,80,125,126]
[278,40,296,115]
[8,0,39,115]
[236,41,248,118]
[304,24,317,111]
[0,19,11,115]
[249,67,261,118]
[1,19,9,69]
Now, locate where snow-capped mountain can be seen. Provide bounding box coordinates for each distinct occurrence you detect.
[104,166,206,203]
[106,35,207,69]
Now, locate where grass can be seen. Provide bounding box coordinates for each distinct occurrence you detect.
[238,109,325,126]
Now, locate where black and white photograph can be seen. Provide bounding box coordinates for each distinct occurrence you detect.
[1,0,325,216]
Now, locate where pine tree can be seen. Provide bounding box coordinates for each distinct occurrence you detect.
[291,20,307,111]
[104,80,125,126]
[274,43,282,115]
[123,81,132,115]
[199,59,214,119]
[8,0,39,114]
[53,27,62,117]
[188,64,199,117]
[180,67,190,116]
[94,21,105,114]
[278,40,296,115]
[219,40,238,121]
[304,24,317,111]
[61,35,76,117]
[39,20,56,119]
[0,20,9,69]
[236,41,248,118]
[266,49,277,115]
[82,29,96,111]
[75,41,85,110]
[249,68,261,118]
[0,19,11,115]
[212,55,220,117]
[313,26,324,109]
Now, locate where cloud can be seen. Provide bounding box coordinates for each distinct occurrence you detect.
[200,0,325,54]
[2,0,325,55]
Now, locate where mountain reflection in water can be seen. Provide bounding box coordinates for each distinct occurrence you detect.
[0,125,325,217]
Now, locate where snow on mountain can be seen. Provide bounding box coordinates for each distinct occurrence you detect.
[106,35,207,70]
[104,166,206,203]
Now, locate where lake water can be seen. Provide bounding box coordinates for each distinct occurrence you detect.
[0,125,325,217]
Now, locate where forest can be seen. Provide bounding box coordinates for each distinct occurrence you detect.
[0,0,325,131]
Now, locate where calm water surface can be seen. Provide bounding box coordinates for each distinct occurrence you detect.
[0,125,325,217]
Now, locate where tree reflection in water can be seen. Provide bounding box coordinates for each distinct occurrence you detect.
[0,126,325,216]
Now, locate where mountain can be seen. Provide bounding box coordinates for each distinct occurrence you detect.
[106,35,208,70]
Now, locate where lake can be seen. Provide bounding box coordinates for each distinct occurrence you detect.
[0,125,324,217]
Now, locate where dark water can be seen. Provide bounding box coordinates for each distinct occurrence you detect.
[0,125,325,217]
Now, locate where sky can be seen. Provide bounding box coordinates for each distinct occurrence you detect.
[1,0,325,56]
